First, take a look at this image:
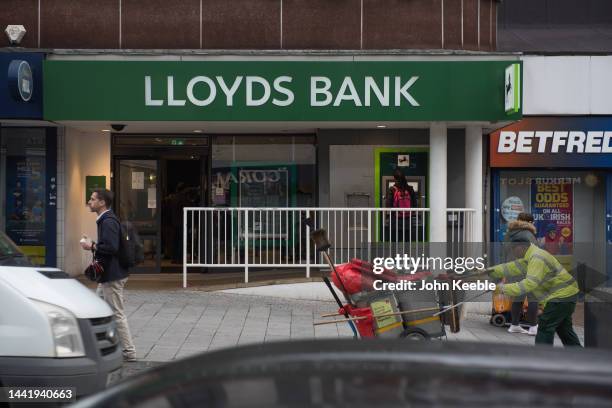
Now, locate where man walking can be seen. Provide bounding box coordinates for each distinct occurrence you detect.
[489,234,581,346]
[81,189,137,361]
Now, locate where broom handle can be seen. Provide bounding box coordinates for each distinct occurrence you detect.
[314,316,370,326]
[320,306,439,318]
[315,307,442,326]
[433,289,494,317]
[321,251,354,306]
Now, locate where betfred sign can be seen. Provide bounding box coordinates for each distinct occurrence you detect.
[498,131,612,154]
[490,117,612,168]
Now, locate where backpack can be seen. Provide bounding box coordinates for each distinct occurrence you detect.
[392,186,412,209]
[118,221,144,268]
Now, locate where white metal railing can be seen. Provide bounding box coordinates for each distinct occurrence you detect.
[182,207,476,287]
[446,207,475,244]
[446,208,477,261]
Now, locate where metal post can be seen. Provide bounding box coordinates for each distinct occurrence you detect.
[183,208,188,288]
[367,209,372,262]
[244,209,249,283]
[306,209,311,278]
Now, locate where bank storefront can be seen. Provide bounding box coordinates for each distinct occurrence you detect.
[43,56,521,277]
[0,52,58,267]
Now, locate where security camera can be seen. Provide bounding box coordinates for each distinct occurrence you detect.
[5,25,26,45]
[111,124,126,131]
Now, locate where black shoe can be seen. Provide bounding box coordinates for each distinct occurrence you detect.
[123,354,137,362]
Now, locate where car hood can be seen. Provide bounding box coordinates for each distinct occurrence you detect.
[0,266,113,319]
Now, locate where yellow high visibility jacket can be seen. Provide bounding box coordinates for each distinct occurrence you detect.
[489,244,579,307]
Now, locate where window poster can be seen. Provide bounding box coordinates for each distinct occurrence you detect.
[132,171,144,190]
[148,187,157,209]
[531,179,573,270]
[5,156,46,264]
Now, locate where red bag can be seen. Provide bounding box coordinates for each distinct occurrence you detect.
[331,263,372,295]
[330,259,398,295]
[350,259,397,282]
[84,253,104,282]
[340,304,375,338]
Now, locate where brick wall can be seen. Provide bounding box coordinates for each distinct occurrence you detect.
[1,0,497,51]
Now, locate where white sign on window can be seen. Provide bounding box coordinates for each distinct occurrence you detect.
[132,172,144,190]
[501,196,524,222]
[148,187,156,208]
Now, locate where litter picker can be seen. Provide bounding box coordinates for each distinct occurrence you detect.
[305,217,359,338]
[434,289,494,317]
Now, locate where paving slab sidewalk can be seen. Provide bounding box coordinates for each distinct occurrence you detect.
[123,289,585,363]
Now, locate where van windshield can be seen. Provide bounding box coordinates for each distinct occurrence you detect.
[0,231,33,267]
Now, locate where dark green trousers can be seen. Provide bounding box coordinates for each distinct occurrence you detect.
[536,300,582,346]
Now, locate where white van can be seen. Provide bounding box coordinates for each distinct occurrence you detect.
[0,231,123,397]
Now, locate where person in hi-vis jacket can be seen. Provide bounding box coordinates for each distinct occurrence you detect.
[489,233,581,346]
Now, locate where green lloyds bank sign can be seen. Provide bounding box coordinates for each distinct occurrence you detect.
[43,60,522,122]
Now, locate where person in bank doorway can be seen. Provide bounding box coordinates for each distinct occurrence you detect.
[503,212,539,336]
[81,189,137,362]
[385,169,417,242]
[488,233,581,347]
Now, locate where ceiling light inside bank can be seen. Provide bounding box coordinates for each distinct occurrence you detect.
[377,125,387,128]
[193,129,203,133]
[101,129,111,132]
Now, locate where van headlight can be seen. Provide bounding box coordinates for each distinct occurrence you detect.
[31,300,85,357]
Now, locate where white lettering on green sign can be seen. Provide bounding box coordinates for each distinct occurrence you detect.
[145,75,419,108]
[498,131,612,154]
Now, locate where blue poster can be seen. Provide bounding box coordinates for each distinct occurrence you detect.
[530,179,573,255]
[5,156,46,249]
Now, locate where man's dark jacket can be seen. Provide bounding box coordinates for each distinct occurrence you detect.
[95,210,128,283]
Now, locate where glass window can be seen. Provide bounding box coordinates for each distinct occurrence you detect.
[496,170,606,274]
[497,171,605,244]
[117,159,160,270]
[0,128,53,266]
[211,135,316,208]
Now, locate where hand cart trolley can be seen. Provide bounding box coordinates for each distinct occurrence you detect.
[308,225,462,340]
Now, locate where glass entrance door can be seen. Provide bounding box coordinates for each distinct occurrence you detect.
[114,156,205,273]
[116,159,160,273]
[161,159,203,271]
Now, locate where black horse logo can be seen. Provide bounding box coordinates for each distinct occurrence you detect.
[506,74,512,97]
